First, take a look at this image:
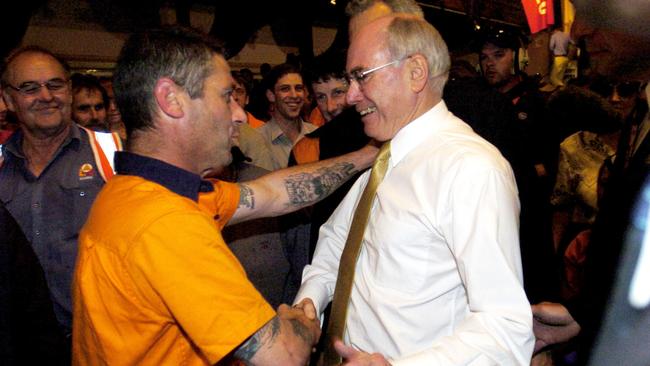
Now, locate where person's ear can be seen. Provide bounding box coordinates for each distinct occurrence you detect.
[153,78,184,119]
[407,54,429,93]
[266,89,276,103]
[2,90,16,112]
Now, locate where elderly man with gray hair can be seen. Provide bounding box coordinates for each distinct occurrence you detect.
[294,14,533,366]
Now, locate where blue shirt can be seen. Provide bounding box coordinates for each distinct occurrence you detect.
[0,124,104,333]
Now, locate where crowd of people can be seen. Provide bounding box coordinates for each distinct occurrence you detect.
[0,0,648,365]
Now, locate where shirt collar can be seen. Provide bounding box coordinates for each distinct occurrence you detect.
[390,100,454,166]
[266,117,308,143]
[4,123,81,159]
[114,151,214,201]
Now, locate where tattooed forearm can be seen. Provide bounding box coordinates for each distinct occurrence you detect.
[238,183,255,209]
[234,316,281,363]
[284,162,357,206]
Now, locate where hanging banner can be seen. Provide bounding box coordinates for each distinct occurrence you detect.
[521,0,555,33]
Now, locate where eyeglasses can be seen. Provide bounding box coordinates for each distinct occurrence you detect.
[591,81,641,99]
[4,78,69,95]
[345,57,409,86]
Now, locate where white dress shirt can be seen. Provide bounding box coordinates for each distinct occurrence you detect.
[257,118,317,170]
[296,101,534,365]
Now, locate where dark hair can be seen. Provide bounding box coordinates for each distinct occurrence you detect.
[113,26,222,137]
[1,45,70,85]
[231,70,252,94]
[263,63,303,93]
[70,73,109,107]
[475,28,521,52]
[305,52,347,86]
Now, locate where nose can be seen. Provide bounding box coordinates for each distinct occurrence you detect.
[346,80,362,105]
[327,97,339,114]
[610,89,622,103]
[36,85,54,100]
[230,96,247,124]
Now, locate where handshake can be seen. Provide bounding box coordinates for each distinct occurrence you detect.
[272,298,392,366]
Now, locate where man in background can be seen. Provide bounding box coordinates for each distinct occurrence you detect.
[532,1,650,364]
[548,25,572,89]
[70,73,108,131]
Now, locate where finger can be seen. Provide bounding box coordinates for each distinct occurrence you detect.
[301,299,318,320]
[333,338,357,359]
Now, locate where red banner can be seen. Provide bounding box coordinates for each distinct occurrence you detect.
[521,0,555,34]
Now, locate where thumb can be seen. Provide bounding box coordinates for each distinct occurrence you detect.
[333,338,356,359]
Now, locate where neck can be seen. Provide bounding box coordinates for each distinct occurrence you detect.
[497,74,521,94]
[272,113,302,143]
[128,128,207,177]
[21,123,71,177]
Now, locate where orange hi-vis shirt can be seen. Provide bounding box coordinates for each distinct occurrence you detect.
[247,111,265,128]
[72,166,274,365]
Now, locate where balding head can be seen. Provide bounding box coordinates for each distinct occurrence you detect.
[346,15,450,141]
[347,0,424,40]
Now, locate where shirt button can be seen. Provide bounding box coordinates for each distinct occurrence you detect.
[35,230,41,236]
[79,191,86,197]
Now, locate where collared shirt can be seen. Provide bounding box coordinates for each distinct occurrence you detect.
[257,117,317,170]
[73,152,275,365]
[0,124,104,332]
[238,122,277,171]
[297,101,534,365]
[549,30,571,56]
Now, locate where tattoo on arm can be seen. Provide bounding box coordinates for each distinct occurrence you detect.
[289,318,314,345]
[238,183,255,209]
[285,162,357,206]
[234,316,281,363]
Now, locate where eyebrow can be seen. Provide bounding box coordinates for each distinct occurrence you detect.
[349,66,365,74]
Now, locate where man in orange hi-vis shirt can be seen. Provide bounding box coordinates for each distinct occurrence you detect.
[72,27,378,366]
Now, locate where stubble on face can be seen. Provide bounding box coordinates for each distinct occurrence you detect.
[480,45,514,88]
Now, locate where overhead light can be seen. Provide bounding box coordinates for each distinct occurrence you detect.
[330,0,336,5]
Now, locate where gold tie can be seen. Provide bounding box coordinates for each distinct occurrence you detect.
[323,141,391,365]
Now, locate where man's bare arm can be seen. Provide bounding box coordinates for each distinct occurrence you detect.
[229,144,377,225]
[233,304,321,365]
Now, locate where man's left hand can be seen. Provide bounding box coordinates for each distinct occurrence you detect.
[333,339,391,365]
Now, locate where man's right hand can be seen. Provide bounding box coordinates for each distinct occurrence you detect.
[531,302,581,353]
[277,303,321,345]
[234,303,321,365]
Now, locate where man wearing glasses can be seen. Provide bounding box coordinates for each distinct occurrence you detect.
[0,46,120,350]
[294,15,533,365]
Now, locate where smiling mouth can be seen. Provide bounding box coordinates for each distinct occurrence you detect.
[359,106,377,116]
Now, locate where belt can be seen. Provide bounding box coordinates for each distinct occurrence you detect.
[554,54,567,57]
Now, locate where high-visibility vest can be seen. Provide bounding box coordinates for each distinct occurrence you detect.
[0,127,123,181]
[81,126,123,181]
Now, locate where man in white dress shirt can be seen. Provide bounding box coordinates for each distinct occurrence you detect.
[294,15,534,365]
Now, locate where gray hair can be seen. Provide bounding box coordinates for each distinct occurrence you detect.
[345,0,424,18]
[113,26,221,137]
[385,16,450,94]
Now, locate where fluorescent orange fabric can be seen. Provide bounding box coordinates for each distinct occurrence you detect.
[72,176,275,365]
[247,111,266,129]
[309,107,326,127]
[292,136,321,165]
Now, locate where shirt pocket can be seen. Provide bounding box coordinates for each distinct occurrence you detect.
[59,168,104,238]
